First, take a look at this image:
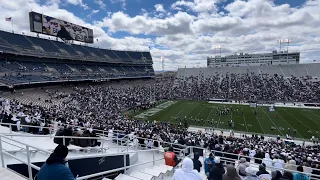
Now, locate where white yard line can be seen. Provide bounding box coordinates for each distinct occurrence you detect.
[261,107,284,136]
[276,110,304,138]
[250,108,266,134]
[240,105,249,132]
[300,112,320,125]
[195,105,207,119]
[283,110,312,129]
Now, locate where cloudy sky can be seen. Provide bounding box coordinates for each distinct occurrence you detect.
[0,0,319,71]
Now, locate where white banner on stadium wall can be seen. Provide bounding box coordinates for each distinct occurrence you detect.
[250,103,257,108]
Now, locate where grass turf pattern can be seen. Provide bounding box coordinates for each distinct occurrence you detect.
[134,101,320,139]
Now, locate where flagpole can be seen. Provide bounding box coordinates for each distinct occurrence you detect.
[11,19,13,32]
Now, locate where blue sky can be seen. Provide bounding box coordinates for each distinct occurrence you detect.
[0,0,319,70]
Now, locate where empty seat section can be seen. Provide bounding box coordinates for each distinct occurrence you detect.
[52,41,78,55]
[71,44,92,56]
[100,49,119,59]
[0,31,33,48]
[112,50,132,62]
[126,51,143,60]
[69,64,89,73]
[27,36,60,53]
[82,46,105,57]
[0,46,17,53]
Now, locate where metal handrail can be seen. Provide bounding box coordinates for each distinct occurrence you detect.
[1,124,319,179]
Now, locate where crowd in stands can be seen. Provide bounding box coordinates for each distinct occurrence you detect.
[0,74,319,179]
[173,73,320,102]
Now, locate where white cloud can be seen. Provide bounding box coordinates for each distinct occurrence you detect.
[96,11,195,35]
[65,0,88,9]
[110,0,126,10]
[171,0,221,13]
[94,0,106,9]
[154,4,165,12]
[87,9,99,19]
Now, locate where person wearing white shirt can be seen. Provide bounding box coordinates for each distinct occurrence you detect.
[273,155,284,173]
[262,153,273,168]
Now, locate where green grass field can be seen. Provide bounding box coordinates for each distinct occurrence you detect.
[133,101,320,139]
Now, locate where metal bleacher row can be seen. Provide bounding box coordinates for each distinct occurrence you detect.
[0,30,155,86]
[177,63,320,78]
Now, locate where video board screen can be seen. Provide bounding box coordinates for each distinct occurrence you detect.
[29,12,94,43]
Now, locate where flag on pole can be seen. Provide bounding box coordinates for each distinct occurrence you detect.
[5,17,12,21]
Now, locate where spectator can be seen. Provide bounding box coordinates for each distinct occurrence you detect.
[164,146,179,167]
[285,160,297,171]
[244,167,258,180]
[238,157,249,176]
[192,152,202,172]
[273,154,285,173]
[37,145,75,180]
[173,157,202,180]
[272,170,283,180]
[280,171,293,180]
[263,153,273,168]
[204,153,215,177]
[254,150,263,164]
[293,166,310,180]
[223,164,241,180]
[256,164,272,180]
[208,157,225,180]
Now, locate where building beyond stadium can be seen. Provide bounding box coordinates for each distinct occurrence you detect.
[207,51,300,67]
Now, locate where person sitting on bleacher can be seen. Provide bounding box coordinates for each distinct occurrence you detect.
[164,146,179,167]
[256,164,272,180]
[263,153,273,168]
[223,164,242,180]
[293,166,310,180]
[38,145,75,180]
[238,158,249,176]
[208,157,225,180]
[173,157,202,180]
[243,167,258,180]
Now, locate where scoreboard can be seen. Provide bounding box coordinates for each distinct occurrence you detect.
[29,11,94,43]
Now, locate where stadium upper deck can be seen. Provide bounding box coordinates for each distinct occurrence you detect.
[177,63,320,78]
[0,30,155,87]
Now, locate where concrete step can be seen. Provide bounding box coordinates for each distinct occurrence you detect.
[0,168,26,180]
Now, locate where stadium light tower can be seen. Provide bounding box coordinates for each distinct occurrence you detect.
[212,45,222,57]
[277,39,282,52]
[278,39,291,63]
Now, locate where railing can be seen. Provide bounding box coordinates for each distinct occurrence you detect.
[1,123,319,180]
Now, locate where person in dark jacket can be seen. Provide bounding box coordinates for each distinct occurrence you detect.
[254,150,263,164]
[193,152,202,172]
[209,157,225,180]
[280,171,293,180]
[38,145,75,180]
[256,164,271,180]
[272,170,283,180]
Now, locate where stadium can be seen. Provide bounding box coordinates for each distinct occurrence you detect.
[0,2,320,180]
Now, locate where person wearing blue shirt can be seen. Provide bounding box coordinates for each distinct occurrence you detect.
[293,166,310,180]
[204,153,215,177]
[38,145,75,180]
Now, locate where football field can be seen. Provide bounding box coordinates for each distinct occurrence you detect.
[134,100,320,139]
